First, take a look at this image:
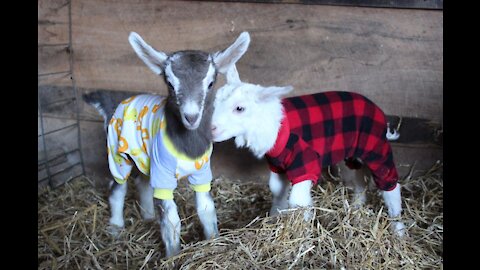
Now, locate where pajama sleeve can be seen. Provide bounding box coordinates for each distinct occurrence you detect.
[150,134,178,200]
[187,159,213,193]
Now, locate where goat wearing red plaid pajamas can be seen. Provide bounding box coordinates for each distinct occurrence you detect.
[211,65,406,237]
[266,91,398,192]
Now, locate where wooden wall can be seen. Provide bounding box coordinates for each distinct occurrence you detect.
[38,0,443,187]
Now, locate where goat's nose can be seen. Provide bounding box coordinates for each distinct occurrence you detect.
[185,114,199,125]
[211,125,217,131]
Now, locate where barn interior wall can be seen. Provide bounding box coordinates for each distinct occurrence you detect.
[38,0,443,186]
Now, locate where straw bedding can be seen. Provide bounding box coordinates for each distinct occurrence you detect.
[38,162,442,269]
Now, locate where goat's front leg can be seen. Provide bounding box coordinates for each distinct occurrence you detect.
[382,183,406,237]
[269,172,290,216]
[195,191,219,239]
[134,175,155,221]
[155,198,181,257]
[289,180,313,221]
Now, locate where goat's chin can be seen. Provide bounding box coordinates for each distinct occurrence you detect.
[184,124,200,130]
[212,134,232,143]
[181,118,201,130]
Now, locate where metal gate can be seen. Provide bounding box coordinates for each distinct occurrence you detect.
[38,0,85,190]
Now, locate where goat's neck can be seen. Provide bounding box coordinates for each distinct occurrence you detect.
[239,101,284,159]
[164,100,212,159]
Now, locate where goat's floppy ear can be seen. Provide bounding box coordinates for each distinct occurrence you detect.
[257,85,294,101]
[225,65,242,84]
[213,32,250,74]
[128,32,168,75]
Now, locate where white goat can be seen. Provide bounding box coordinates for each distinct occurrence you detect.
[211,66,406,237]
[84,32,251,257]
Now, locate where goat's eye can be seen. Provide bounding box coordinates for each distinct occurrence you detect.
[208,82,214,89]
[235,106,245,113]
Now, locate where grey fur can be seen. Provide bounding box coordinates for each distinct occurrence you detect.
[82,90,138,131]
[165,87,215,158]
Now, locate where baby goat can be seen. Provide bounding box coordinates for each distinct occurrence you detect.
[84,32,250,257]
[211,66,405,236]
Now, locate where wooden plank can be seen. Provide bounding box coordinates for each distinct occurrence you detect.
[38,0,70,45]
[38,0,442,121]
[201,0,443,10]
[41,86,442,146]
[38,46,70,76]
[81,119,442,187]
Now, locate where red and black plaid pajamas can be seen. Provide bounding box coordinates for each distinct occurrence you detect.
[266,91,399,191]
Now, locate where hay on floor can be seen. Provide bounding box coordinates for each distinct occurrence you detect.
[38,162,442,269]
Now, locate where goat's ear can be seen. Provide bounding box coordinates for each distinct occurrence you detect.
[213,32,250,74]
[128,32,168,75]
[257,86,294,101]
[225,65,241,84]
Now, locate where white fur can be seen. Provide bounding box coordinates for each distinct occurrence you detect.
[123,31,252,257]
[195,192,219,239]
[108,181,128,228]
[128,32,168,75]
[386,122,400,141]
[183,100,201,117]
[339,163,367,208]
[213,32,251,74]
[225,65,241,84]
[268,172,290,216]
[202,63,216,92]
[212,65,406,236]
[212,82,293,158]
[165,63,181,93]
[159,200,181,257]
[134,175,155,220]
[382,183,405,236]
[92,102,108,131]
[289,180,313,221]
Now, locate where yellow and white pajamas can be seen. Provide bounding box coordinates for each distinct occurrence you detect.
[107,94,213,200]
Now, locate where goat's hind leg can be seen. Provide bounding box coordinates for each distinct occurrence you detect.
[339,159,368,208]
[156,199,181,258]
[195,191,219,239]
[108,180,128,236]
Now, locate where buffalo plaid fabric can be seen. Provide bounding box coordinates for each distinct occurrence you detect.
[266,91,398,191]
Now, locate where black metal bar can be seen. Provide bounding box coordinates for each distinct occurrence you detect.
[38,169,83,184]
[201,0,443,10]
[50,162,82,177]
[37,123,78,137]
[38,43,70,48]
[38,0,86,189]
[38,148,80,166]
[38,162,83,185]
[41,97,75,107]
[51,173,86,189]
[68,0,86,178]
[38,90,52,186]
[38,70,71,77]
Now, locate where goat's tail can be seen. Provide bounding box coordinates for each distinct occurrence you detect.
[386,122,400,141]
[82,90,121,132]
[83,90,140,131]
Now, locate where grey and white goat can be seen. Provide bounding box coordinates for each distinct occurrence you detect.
[83,32,250,257]
[211,65,405,237]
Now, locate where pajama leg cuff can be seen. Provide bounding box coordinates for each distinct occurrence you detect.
[153,188,174,200]
[190,183,211,193]
[114,177,127,185]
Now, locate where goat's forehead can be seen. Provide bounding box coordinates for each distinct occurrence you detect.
[167,51,214,80]
[217,84,253,104]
